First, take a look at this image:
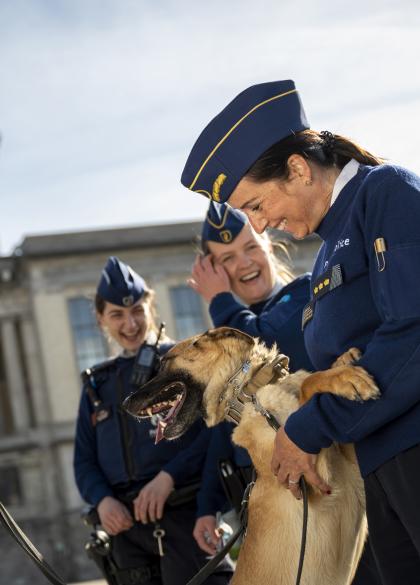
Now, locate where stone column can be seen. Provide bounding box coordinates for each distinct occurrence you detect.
[0,318,31,430]
[19,318,50,426]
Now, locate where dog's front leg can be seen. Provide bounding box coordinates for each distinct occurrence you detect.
[299,363,380,406]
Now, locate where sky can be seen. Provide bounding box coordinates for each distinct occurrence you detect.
[1,0,420,255]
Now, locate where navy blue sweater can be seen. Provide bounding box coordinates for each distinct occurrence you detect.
[197,277,314,516]
[209,275,314,372]
[74,351,209,506]
[285,163,420,477]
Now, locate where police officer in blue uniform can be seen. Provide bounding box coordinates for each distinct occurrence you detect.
[74,256,233,585]
[190,202,313,555]
[179,81,402,583]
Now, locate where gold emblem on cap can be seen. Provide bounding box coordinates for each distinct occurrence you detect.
[122,295,134,307]
[220,230,232,243]
[212,173,227,202]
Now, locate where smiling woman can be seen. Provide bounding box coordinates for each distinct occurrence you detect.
[73,255,233,585]
[187,201,315,558]
[180,78,420,585]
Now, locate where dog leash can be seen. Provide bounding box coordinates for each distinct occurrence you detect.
[0,501,67,585]
[185,473,256,585]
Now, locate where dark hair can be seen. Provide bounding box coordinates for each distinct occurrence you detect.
[95,289,160,337]
[246,129,384,183]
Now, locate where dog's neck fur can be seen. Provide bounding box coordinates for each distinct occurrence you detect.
[203,339,289,427]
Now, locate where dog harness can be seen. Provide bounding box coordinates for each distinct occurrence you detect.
[223,352,290,425]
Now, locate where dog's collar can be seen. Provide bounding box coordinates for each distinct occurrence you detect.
[224,353,290,425]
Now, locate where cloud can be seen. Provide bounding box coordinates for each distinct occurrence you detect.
[1,0,420,253]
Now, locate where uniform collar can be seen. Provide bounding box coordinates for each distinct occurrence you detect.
[330,159,360,208]
[316,162,367,241]
[238,277,284,312]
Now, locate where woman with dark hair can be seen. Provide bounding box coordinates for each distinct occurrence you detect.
[73,256,232,585]
[180,80,420,584]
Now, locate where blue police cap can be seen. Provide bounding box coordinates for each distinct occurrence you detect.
[181,79,309,204]
[97,256,147,307]
[202,202,248,247]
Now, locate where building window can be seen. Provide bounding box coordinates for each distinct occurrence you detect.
[169,285,206,340]
[0,466,22,506]
[68,297,108,373]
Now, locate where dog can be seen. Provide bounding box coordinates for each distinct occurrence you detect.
[124,327,379,585]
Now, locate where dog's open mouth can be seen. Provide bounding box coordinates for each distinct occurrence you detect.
[134,382,187,443]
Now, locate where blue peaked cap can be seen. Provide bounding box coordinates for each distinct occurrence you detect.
[202,202,248,247]
[181,79,309,204]
[97,256,147,307]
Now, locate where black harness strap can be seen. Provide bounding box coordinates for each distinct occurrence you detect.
[0,501,67,585]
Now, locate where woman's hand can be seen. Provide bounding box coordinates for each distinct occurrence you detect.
[188,254,231,303]
[193,515,221,555]
[271,427,332,499]
[97,496,134,535]
[133,471,174,524]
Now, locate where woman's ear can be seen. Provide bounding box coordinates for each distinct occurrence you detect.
[286,154,311,182]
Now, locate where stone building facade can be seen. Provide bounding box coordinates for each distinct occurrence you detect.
[0,221,320,584]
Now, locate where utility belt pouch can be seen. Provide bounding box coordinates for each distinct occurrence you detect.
[113,563,161,585]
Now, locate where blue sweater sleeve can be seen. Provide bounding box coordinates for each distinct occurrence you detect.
[73,390,114,506]
[209,276,313,372]
[162,422,211,485]
[285,168,420,452]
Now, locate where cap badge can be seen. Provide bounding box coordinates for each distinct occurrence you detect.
[122,295,134,307]
[220,230,233,243]
[212,173,227,202]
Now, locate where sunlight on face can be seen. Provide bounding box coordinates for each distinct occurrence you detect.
[207,223,277,305]
[228,159,336,240]
[98,298,151,352]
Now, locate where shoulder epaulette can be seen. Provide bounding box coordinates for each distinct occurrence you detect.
[81,357,116,384]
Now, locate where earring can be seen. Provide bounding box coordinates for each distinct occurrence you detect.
[305,179,313,186]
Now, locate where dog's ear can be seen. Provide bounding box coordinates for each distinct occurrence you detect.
[205,327,255,346]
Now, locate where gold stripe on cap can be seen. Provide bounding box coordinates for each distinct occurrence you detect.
[206,205,230,229]
[189,89,298,190]
[196,189,212,199]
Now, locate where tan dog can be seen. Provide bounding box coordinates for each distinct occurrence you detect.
[124,328,379,585]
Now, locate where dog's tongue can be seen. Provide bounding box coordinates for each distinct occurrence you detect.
[155,420,166,444]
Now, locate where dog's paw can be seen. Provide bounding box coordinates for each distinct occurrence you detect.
[332,347,362,368]
[300,365,380,405]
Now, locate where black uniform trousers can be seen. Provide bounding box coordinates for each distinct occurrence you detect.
[112,501,233,585]
[351,538,382,585]
[363,443,420,585]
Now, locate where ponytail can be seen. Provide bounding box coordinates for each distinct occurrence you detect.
[246,129,384,183]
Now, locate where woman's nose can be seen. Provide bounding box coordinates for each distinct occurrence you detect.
[237,252,253,268]
[125,314,138,329]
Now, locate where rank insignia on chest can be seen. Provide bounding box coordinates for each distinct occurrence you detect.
[302,264,343,330]
[301,303,314,330]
